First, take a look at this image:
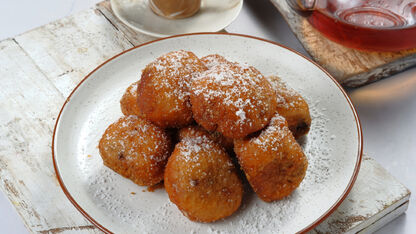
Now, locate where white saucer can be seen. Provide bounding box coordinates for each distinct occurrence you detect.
[110,0,243,38]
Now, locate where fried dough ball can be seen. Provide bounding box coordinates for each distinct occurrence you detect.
[99,115,172,186]
[120,81,144,117]
[200,54,232,69]
[234,114,308,202]
[267,75,311,139]
[178,125,234,152]
[164,132,243,222]
[137,50,207,128]
[190,55,277,139]
[209,131,234,152]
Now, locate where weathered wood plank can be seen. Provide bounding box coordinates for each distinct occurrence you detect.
[0,6,137,234]
[96,1,157,46]
[358,202,409,233]
[312,155,410,233]
[270,0,416,87]
[0,39,100,233]
[14,8,134,98]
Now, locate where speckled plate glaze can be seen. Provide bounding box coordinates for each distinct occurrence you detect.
[53,33,362,234]
[110,0,243,37]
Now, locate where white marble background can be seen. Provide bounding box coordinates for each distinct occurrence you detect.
[1,0,415,233]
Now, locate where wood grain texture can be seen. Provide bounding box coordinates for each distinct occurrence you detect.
[0,39,100,233]
[96,1,157,46]
[270,0,416,87]
[312,155,411,233]
[14,8,134,97]
[0,8,137,233]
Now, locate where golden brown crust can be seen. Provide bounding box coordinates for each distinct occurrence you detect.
[98,115,172,186]
[120,81,145,117]
[164,132,243,222]
[200,54,232,69]
[178,125,234,152]
[267,75,311,139]
[191,54,277,139]
[234,114,308,202]
[102,52,313,222]
[137,50,207,128]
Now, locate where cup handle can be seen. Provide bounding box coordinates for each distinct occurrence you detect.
[286,0,317,11]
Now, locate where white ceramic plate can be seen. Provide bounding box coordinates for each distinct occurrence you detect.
[53,33,362,234]
[110,0,243,37]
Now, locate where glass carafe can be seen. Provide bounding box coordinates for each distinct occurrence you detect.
[287,0,416,51]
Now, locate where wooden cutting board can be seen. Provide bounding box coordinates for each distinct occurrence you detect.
[0,1,410,233]
[270,0,416,87]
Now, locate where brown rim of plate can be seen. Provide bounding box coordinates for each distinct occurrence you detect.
[52,32,363,234]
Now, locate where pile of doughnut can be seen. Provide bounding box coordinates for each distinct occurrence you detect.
[98,50,311,222]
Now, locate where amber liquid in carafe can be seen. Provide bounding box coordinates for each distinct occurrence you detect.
[149,0,201,19]
[307,0,416,51]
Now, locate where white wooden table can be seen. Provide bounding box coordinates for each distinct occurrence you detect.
[0,0,414,233]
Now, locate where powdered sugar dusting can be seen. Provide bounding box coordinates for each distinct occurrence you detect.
[100,115,171,164]
[128,82,138,95]
[151,50,204,99]
[176,133,223,165]
[301,98,335,184]
[251,114,290,152]
[141,50,206,112]
[235,109,246,123]
[192,55,277,137]
[85,91,338,233]
[82,52,343,233]
[267,75,304,109]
